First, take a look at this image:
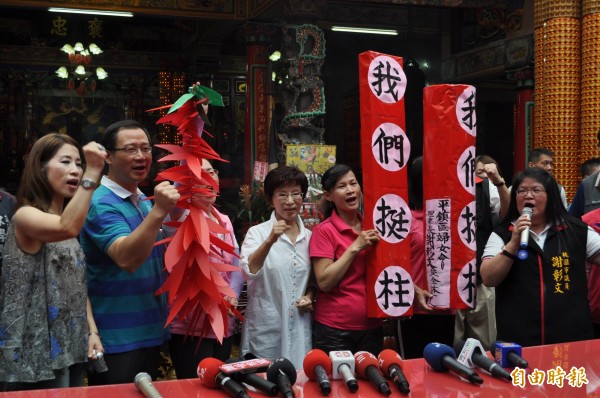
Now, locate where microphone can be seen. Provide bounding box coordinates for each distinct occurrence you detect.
[378,349,410,394]
[198,357,250,398]
[455,338,512,382]
[493,341,529,368]
[423,342,483,385]
[224,358,279,396]
[303,349,332,396]
[134,372,163,398]
[265,357,297,398]
[519,206,533,252]
[354,351,391,396]
[329,350,359,392]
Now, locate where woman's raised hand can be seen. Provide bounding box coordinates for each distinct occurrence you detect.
[82,141,108,175]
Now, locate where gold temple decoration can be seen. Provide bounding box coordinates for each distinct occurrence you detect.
[533,0,580,200]
[581,0,600,164]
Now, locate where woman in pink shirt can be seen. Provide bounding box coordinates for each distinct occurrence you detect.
[309,164,383,354]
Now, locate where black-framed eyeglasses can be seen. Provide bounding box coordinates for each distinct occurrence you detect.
[516,187,546,196]
[112,146,152,156]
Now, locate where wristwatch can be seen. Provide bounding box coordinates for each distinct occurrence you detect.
[80,178,98,190]
[493,178,506,187]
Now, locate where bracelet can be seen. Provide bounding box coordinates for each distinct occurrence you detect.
[493,178,506,187]
[88,331,101,338]
[500,249,517,260]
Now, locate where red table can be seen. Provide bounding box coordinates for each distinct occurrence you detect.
[2,339,600,397]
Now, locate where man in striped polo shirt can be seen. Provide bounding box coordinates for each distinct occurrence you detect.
[81,120,180,385]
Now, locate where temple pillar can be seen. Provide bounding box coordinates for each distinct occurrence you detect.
[244,22,272,184]
[533,0,580,198]
[581,0,600,161]
[513,74,534,174]
[279,23,326,147]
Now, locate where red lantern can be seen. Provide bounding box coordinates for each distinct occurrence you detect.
[90,80,97,93]
[75,54,83,65]
[68,53,76,63]
[67,79,75,91]
[83,55,92,65]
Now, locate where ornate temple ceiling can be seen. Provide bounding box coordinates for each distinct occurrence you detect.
[0,0,517,40]
[0,0,515,18]
[0,0,522,77]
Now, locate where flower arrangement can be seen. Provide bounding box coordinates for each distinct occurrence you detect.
[232,182,271,225]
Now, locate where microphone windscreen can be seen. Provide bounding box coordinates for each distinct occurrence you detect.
[423,342,455,372]
[377,349,403,374]
[266,357,297,385]
[522,206,533,217]
[303,349,332,380]
[197,357,224,388]
[354,351,380,378]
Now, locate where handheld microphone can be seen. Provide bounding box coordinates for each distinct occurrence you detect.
[265,357,297,398]
[224,357,279,396]
[378,349,410,394]
[354,351,391,396]
[198,357,250,398]
[134,372,163,398]
[520,206,533,248]
[493,341,529,368]
[455,338,512,382]
[303,349,332,396]
[423,342,483,385]
[329,350,359,392]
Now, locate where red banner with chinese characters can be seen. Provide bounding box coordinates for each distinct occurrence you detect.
[359,51,413,318]
[423,84,477,310]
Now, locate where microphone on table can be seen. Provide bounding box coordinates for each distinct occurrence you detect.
[224,357,279,396]
[197,357,250,398]
[329,350,359,392]
[378,349,410,394]
[303,349,332,396]
[423,342,483,385]
[455,338,512,382]
[354,351,391,396]
[265,357,297,398]
[493,341,529,368]
[518,206,533,259]
[134,372,163,398]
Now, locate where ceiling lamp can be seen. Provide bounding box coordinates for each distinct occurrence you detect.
[48,7,133,17]
[331,26,398,36]
[55,42,108,97]
[88,43,103,55]
[269,51,281,62]
[95,67,108,80]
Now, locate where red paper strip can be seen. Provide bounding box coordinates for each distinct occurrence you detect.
[359,51,413,318]
[423,84,477,310]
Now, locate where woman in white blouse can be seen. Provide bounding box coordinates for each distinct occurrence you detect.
[240,166,315,369]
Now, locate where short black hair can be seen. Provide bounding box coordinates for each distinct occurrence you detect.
[263,166,308,202]
[101,120,150,150]
[528,147,555,163]
[580,157,600,178]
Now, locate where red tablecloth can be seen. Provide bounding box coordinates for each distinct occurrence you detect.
[2,339,600,397]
